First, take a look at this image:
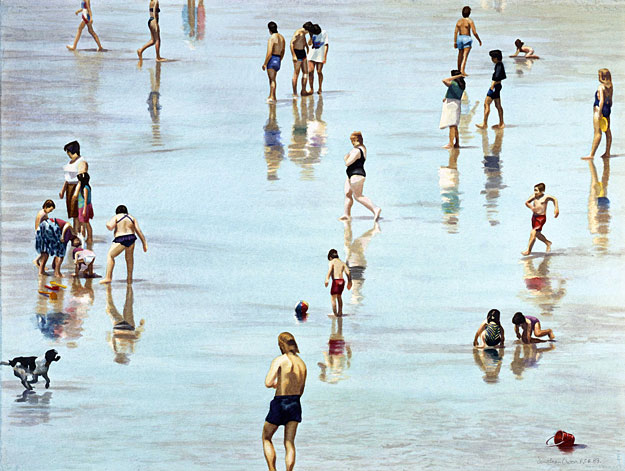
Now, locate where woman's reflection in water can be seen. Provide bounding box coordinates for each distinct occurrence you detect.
[510,343,555,380]
[343,219,380,306]
[305,95,327,176]
[472,347,504,383]
[264,103,284,180]
[521,255,566,316]
[439,147,461,233]
[587,158,611,251]
[458,96,480,145]
[480,129,505,226]
[147,62,162,147]
[318,316,351,384]
[105,285,145,365]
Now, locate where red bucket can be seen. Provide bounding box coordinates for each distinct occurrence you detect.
[546,430,575,447]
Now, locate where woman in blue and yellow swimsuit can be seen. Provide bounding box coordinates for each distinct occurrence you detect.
[138,0,165,62]
[583,68,613,160]
[67,0,104,51]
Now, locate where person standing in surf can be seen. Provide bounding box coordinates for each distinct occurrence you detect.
[67,0,104,52]
[138,0,165,62]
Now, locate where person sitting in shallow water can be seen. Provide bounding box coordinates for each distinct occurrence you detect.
[510,39,539,59]
[474,308,505,348]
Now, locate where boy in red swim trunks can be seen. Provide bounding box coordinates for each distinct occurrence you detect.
[324,249,352,317]
[522,183,559,256]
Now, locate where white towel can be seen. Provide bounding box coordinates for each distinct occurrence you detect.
[439,98,461,129]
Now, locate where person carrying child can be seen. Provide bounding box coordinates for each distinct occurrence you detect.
[324,249,352,317]
[473,308,505,348]
[512,312,554,343]
[522,182,559,256]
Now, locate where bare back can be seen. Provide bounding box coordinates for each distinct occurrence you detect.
[456,18,473,36]
[275,353,307,396]
[114,214,136,237]
[329,258,348,279]
[269,33,286,56]
[291,28,307,50]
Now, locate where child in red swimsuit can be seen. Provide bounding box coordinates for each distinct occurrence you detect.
[522,182,559,256]
[324,249,352,317]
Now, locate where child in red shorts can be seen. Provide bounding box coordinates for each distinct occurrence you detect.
[522,182,559,256]
[324,249,352,317]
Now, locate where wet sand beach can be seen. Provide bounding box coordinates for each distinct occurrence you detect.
[2,0,625,469]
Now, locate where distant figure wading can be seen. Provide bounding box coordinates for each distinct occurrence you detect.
[582,68,613,160]
[67,0,104,52]
[137,0,165,62]
[454,6,481,76]
[262,22,286,103]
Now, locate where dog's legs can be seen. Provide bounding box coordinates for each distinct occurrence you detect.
[42,372,50,389]
[30,374,39,384]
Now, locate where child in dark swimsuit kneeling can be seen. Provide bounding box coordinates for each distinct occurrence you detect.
[512,312,555,344]
[100,205,148,285]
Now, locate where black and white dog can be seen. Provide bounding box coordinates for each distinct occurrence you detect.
[1,349,61,390]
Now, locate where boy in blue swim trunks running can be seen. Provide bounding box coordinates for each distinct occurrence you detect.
[262,332,307,471]
[477,50,506,129]
[262,22,285,103]
[454,6,482,76]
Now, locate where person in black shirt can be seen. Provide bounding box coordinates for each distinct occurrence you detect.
[477,50,506,129]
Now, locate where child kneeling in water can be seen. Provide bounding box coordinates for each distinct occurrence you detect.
[512,312,554,343]
[473,308,505,348]
[72,237,96,277]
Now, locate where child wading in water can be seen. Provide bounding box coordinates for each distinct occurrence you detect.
[512,312,554,343]
[473,308,505,348]
[522,183,559,256]
[324,249,352,317]
[510,39,539,59]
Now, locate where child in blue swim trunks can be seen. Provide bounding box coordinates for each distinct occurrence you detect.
[454,6,482,76]
[477,50,506,129]
[262,22,285,103]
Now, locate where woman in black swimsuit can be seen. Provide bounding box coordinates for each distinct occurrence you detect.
[137,0,164,62]
[339,132,381,221]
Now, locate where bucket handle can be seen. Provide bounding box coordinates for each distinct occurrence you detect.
[546,435,569,447]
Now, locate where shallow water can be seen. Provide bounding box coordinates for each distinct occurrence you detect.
[2,0,625,469]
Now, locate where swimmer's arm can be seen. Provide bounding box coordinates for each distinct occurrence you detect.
[262,39,273,69]
[470,20,482,45]
[35,211,43,231]
[85,0,92,18]
[75,8,82,14]
[547,195,559,217]
[500,326,505,347]
[323,44,328,63]
[514,324,521,339]
[442,74,464,87]
[344,148,360,166]
[134,219,148,252]
[344,263,352,290]
[473,321,486,346]
[105,215,117,231]
[289,34,297,58]
[597,86,605,116]
[264,357,281,388]
[525,196,535,210]
[325,264,333,287]
[510,48,520,57]
[154,1,159,22]
[60,181,68,198]
[453,23,459,48]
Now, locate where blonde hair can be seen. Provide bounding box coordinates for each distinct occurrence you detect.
[350,131,363,145]
[278,332,299,354]
[598,68,612,88]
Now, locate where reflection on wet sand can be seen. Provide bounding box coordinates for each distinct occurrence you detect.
[480,0,506,12]
[288,96,327,180]
[510,343,555,380]
[520,256,566,316]
[318,316,351,384]
[514,58,536,77]
[472,347,504,383]
[480,129,505,226]
[35,278,91,345]
[263,103,284,180]
[587,158,611,251]
[182,0,205,41]
[11,391,53,426]
[439,148,461,233]
[344,219,380,305]
[72,52,104,143]
[147,62,162,147]
[458,96,480,144]
[105,285,145,365]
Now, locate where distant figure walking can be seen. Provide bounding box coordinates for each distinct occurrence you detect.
[510,39,539,59]
[290,22,312,97]
[454,6,481,76]
[262,332,307,471]
[262,22,285,103]
[582,68,613,160]
[476,50,506,129]
[67,0,104,51]
[522,183,559,256]
[439,70,466,148]
[100,205,148,284]
[339,132,381,221]
[137,0,165,62]
[307,24,328,94]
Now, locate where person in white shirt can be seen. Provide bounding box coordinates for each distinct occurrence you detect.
[59,141,88,231]
[306,24,328,95]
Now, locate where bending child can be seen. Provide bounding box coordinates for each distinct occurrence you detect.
[324,249,352,317]
[72,238,96,277]
[522,182,559,256]
[473,308,505,348]
[510,39,539,59]
[512,312,554,343]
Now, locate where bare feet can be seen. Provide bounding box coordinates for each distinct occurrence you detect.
[66,45,76,51]
[301,91,311,97]
[454,143,460,148]
[545,241,552,253]
[581,155,594,160]
[374,208,382,221]
[317,90,322,95]
[549,332,555,340]
[97,47,104,52]
[492,123,505,129]
[266,98,276,104]
[156,57,167,62]
[99,278,112,285]
[136,49,142,60]
[292,94,299,99]
[521,250,531,256]
[126,278,133,284]
[338,215,351,221]
[33,258,40,267]
[442,143,453,149]
[475,123,487,129]
[54,272,64,278]
[600,152,610,159]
